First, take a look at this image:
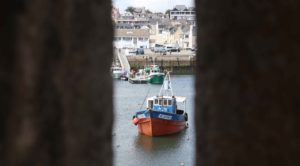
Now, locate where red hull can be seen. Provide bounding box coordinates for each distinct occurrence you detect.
[137,118,186,136]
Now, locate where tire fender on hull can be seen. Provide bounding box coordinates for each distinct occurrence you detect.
[184,112,188,121]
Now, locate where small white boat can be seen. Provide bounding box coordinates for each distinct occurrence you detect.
[111,65,123,79]
[128,69,148,84]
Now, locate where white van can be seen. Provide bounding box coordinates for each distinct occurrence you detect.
[153,44,166,53]
[164,44,180,52]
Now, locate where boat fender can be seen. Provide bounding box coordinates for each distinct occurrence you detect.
[185,122,189,128]
[132,117,139,125]
[184,113,188,121]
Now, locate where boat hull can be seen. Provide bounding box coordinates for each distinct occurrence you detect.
[137,118,186,136]
[134,110,187,136]
[128,78,148,84]
[112,72,123,79]
[147,74,165,84]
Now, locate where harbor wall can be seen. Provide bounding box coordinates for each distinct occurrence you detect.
[127,55,196,74]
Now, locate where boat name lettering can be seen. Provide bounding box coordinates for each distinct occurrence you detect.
[158,114,172,120]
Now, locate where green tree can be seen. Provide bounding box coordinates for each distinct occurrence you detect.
[125,6,135,14]
[146,9,152,14]
[165,9,170,15]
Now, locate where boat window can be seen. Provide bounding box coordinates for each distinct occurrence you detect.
[163,99,168,106]
[154,99,158,104]
[159,99,163,105]
[148,100,153,109]
[168,100,172,105]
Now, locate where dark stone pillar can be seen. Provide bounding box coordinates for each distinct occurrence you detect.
[0,0,16,163]
[0,0,113,166]
[195,0,300,165]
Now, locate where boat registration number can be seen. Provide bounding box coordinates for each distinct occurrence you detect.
[158,114,172,120]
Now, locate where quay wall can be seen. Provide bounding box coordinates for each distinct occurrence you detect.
[127,54,196,74]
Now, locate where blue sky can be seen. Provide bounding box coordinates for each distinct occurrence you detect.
[113,0,195,13]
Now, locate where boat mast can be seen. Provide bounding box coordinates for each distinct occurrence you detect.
[159,71,173,96]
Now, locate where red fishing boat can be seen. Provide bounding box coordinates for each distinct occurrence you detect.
[132,72,188,136]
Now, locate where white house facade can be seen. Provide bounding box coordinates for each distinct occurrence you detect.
[170,5,196,21]
[114,29,150,49]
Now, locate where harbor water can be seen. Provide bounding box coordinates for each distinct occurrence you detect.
[113,75,195,166]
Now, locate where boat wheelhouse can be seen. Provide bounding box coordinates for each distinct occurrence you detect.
[128,69,148,84]
[146,65,165,84]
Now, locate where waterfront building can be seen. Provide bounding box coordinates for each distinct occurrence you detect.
[112,5,197,50]
[149,21,196,50]
[169,5,196,21]
[149,22,172,47]
[181,24,197,49]
[114,29,150,49]
[115,17,149,29]
[114,23,135,29]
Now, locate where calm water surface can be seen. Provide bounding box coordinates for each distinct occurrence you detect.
[113,75,195,166]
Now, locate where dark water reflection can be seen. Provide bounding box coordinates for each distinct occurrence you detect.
[113,75,195,166]
[134,131,185,152]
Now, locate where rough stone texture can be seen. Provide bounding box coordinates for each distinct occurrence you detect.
[195,0,300,166]
[0,0,113,166]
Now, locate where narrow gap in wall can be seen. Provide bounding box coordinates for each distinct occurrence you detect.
[111,1,196,166]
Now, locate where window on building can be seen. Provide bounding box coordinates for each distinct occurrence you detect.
[123,37,132,41]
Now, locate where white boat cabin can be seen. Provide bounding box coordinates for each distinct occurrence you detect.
[111,66,122,72]
[146,96,186,114]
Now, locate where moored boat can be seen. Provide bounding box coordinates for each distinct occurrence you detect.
[132,72,188,136]
[120,74,128,81]
[146,65,165,84]
[128,69,148,84]
[111,65,123,79]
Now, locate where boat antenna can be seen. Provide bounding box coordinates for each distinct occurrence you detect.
[159,71,173,96]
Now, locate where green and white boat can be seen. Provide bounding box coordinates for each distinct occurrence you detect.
[146,65,165,84]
